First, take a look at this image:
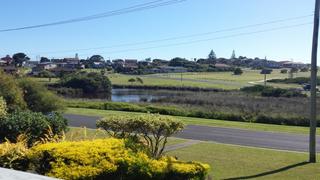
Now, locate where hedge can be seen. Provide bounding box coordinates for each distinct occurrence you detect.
[28,139,210,180]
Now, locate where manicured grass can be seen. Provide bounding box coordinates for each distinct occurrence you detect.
[66,127,187,146]
[108,70,310,90]
[66,108,320,135]
[109,73,237,89]
[30,69,309,89]
[167,142,320,179]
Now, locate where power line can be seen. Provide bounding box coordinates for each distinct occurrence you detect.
[31,14,313,55]
[80,22,312,56]
[0,0,186,32]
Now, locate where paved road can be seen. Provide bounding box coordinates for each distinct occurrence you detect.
[64,114,320,152]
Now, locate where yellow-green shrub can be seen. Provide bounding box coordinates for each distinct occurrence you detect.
[0,135,29,170]
[28,138,209,180]
[0,97,7,118]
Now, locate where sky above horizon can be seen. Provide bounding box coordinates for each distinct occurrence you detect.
[0,0,316,63]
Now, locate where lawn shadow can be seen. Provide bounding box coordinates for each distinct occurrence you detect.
[223,161,309,180]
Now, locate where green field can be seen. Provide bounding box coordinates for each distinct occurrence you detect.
[168,142,320,179]
[66,108,320,135]
[108,69,310,89]
[29,69,310,89]
[66,120,320,179]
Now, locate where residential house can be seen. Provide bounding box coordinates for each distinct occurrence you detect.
[0,55,13,65]
[281,61,307,69]
[159,66,187,73]
[24,61,39,68]
[124,59,138,69]
[214,63,230,68]
[112,59,124,67]
[32,62,57,75]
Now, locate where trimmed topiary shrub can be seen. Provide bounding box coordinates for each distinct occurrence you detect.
[97,114,185,159]
[28,139,209,180]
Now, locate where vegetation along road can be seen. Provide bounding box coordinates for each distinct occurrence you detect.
[64,114,320,152]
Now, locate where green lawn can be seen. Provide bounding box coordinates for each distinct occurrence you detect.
[66,108,320,135]
[167,142,320,179]
[66,127,320,179]
[29,69,309,89]
[108,69,310,90]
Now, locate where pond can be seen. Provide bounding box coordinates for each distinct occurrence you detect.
[111,88,175,102]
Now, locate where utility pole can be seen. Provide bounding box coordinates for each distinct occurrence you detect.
[309,0,320,163]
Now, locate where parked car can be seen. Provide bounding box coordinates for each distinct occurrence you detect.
[303,84,319,91]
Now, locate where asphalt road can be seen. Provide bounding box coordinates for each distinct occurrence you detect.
[64,114,320,152]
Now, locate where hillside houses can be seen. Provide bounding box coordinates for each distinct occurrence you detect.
[0,53,311,76]
[280,61,308,69]
[0,55,13,66]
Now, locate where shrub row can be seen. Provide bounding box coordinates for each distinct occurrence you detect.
[241,85,306,98]
[267,77,320,85]
[26,139,209,180]
[66,100,189,116]
[66,100,317,127]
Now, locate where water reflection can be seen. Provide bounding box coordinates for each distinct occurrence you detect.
[111,88,169,102]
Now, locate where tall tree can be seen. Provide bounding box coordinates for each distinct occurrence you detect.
[12,53,30,67]
[40,57,50,63]
[231,50,236,59]
[208,50,216,60]
[89,55,104,62]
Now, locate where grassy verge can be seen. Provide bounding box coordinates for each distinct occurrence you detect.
[167,142,320,179]
[65,99,315,127]
[65,127,187,146]
[66,108,320,135]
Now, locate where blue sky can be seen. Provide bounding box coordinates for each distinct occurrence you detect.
[0,0,315,63]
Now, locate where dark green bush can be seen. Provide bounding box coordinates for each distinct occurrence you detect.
[233,68,243,75]
[256,115,310,126]
[0,110,68,146]
[268,77,320,85]
[60,72,112,98]
[241,85,266,93]
[54,87,83,98]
